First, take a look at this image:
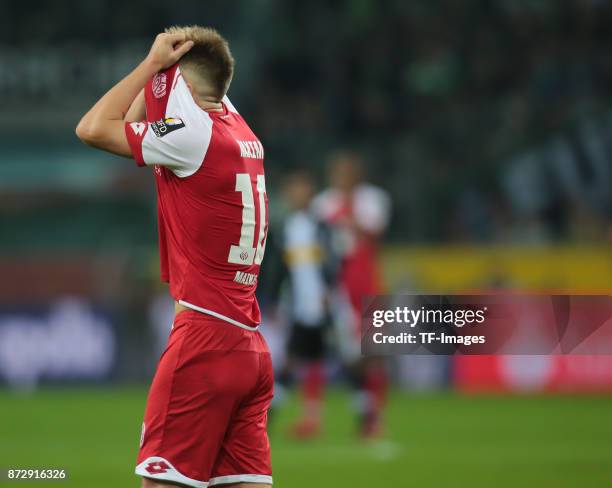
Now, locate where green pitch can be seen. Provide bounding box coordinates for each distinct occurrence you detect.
[0,387,611,487]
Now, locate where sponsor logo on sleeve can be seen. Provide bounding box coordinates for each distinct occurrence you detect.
[150,117,185,138]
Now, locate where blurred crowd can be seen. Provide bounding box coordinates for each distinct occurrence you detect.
[249,0,612,243]
[3,0,612,244]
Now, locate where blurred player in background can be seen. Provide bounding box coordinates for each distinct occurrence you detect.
[313,151,391,437]
[76,27,272,488]
[269,171,338,438]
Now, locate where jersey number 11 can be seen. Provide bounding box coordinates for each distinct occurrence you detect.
[228,173,267,266]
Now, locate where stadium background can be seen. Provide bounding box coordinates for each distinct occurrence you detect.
[1,1,611,487]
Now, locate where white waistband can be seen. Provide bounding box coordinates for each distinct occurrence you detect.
[178,300,260,331]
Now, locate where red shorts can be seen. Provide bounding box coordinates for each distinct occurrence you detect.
[135,309,274,487]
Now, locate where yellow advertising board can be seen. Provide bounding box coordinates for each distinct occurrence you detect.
[381,246,612,294]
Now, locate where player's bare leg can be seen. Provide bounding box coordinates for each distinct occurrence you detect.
[223,484,272,488]
[141,477,187,487]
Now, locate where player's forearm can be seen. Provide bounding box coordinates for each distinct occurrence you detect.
[76,59,159,144]
[76,33,192,156]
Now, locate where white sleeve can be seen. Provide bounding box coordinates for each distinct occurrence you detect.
[140,114,212,178]
[310,190,337,221]
[354,186,391,234]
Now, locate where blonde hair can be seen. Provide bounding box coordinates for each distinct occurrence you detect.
[164,25,234,101]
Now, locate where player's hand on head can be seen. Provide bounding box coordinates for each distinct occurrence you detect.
[146,33,194,70]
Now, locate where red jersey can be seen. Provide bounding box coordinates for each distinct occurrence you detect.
[312,184,390,312]
[125,64,268,329]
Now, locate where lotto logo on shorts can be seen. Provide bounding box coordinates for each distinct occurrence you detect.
[145,461,171,475]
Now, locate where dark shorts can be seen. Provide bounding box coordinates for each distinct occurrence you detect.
[287,322,327,361]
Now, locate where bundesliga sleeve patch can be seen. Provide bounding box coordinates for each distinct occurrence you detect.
[150,117,185,138]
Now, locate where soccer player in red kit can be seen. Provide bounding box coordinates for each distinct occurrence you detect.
[313,151,391,438]
[76,27,273,488]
